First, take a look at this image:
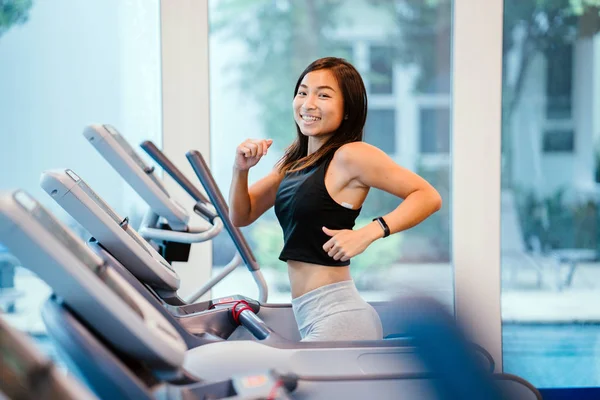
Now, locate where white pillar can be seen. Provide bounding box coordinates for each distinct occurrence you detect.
[160,0,213,300]
[453,0,504,370]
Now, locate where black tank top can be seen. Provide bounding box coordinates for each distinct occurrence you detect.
[274,152,361,266]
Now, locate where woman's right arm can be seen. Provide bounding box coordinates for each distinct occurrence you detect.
[229,139,284,227]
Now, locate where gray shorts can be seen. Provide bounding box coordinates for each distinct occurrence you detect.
[291,280,383,342]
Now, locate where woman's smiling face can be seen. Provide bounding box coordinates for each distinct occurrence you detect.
[293,69,344,138]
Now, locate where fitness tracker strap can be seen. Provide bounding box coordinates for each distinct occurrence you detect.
[372,217,390,238]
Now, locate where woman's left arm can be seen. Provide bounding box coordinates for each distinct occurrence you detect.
[323,142,442,262]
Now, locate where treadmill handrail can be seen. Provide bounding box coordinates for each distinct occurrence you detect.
[185,151,259,272]
[139,216,224,244]
[140,141,218,223]
[186,150,268,303]
[185,253,243,304]
[251,270,268,304]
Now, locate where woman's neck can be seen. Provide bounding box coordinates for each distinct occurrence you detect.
[307,135,331,155]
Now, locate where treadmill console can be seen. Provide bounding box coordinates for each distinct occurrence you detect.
[63,169,175,273]
[83,124,189,230]
[0,191,188,369]
[41,169,180,291]
[102,125,170,198]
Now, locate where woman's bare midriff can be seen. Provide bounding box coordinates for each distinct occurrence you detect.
[287,260,353,298]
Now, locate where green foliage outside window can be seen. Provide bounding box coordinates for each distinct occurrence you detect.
[0,0,33,38]
[516,187,600,253]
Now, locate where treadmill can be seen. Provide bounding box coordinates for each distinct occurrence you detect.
[0,190,540,399]
[0,190,539,400]
[79,124,410,340]
[0,315,98,400]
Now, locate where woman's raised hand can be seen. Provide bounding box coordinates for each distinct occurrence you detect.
[234,139,273,171]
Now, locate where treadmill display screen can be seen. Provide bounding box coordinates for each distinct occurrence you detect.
[13,191,103,274]
[76,178,175,272]
[72,171,124,225]
[103,125,171,198]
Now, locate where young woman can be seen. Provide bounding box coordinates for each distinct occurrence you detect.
[229,57,442,342]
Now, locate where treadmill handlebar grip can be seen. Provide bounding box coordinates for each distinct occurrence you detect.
[193,201,218,223]
[186,150,259,272]
[140,141,210,204]
[238,309,272,341]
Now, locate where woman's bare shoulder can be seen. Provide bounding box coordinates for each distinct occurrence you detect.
[333,142,385,170]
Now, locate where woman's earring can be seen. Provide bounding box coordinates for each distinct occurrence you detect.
[344,114,348,120]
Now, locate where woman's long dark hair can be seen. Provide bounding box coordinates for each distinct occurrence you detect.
[277,57,368,173]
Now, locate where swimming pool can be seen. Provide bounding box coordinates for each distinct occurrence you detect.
[503,323,600,388]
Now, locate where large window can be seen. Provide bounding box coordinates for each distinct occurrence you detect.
[0,0,161,362]
[501,0,600,387]
[208,0,453,305]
